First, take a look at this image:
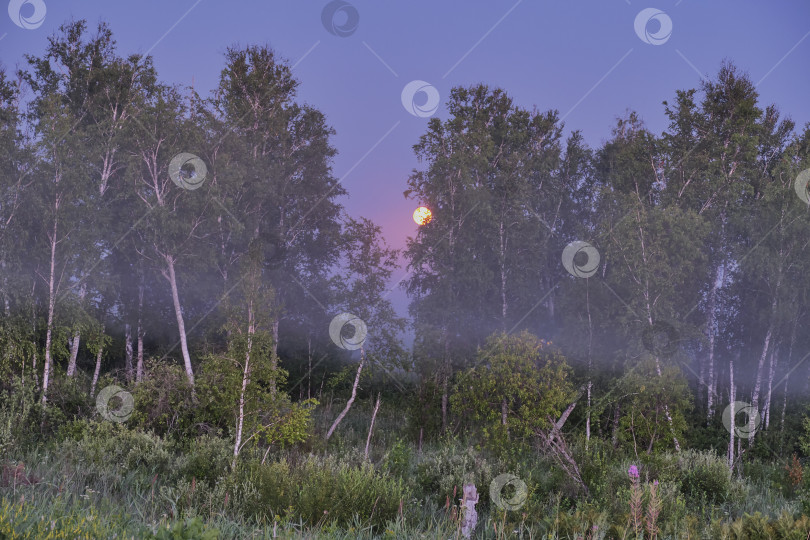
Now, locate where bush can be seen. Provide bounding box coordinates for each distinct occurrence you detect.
[57,420,174,488]
[0,375,37,455]
[128,362,198,440]
[678,450,732,504]
[383,438,413,478]
[172,434,233,486]
[415,442,496,504]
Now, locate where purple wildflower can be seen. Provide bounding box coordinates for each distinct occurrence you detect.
[628,465,639,479]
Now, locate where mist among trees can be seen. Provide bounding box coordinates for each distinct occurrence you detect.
[3,19,810,538]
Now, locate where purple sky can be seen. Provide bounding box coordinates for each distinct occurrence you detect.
[3,0,810,321]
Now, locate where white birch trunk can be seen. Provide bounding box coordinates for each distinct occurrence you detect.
[705,263,723,419]
[90,342,104,397]
[233,301,255,468]
[750,269,782,445]
[364,392,381,459]
[124,323,133,382]
[585,279,593,448]
[326,348,365,440]
[498,216,507,329]
[749,323,773,446]
[66,330,80,377]
[165,254,195,386]
[41,210,58,405]
[136,280,145,383]
[728,356,735,470]
[31,281,39,389]
[764,348,777,429]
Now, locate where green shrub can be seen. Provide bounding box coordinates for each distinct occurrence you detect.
[415,442,496,504]
[58,420,173,484]
[129,362,198,440]
[678,450,732,504]
[383,438,413,478]
[0,375,37,456]
[173,434,233,486]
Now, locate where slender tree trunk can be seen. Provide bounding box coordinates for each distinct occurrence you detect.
[749,323,774,445]
[750,271,782,445]
[271,316,279,364]
[364,392,381,459]
[165,254,195,386]
[498,216,507,330]
[585,279,593,449]
[136,279,145,382]
[307,336,312,400]
[125,323,133,382]
[728,355,736,470]
[638,212,679,452]
[782,312,798,433]
[764,348,777,429]
[1,259,9,316]
[66,330,80,377]
[648,323,681,451]
[41,212,59,405]
[439,324,452,432]
[30,280,39,390]
[326,348,365,440]
[67,284,87,377]
[90,338,105,397]
[441,335,450,433]
[705,263,723,419]
[651,352,682,451]
[233,301,255,468]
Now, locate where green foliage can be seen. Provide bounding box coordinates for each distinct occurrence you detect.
[451,331,572,455]
[617,358,693,455]
[229,455,409,529]
[172,434,233,486]
[3,16,810,539]
[679,450,733,505]
[0,375,37,456]
[383,438,413,478]
[129,361,197,439]
[414,442,496,504]
[58,420,174,481]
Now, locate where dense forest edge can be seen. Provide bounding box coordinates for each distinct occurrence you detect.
[2,18,810,539]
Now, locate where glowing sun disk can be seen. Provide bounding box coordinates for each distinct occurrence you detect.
[413,206,432,225]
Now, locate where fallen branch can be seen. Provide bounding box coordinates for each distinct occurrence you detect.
[538,415,589,496]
